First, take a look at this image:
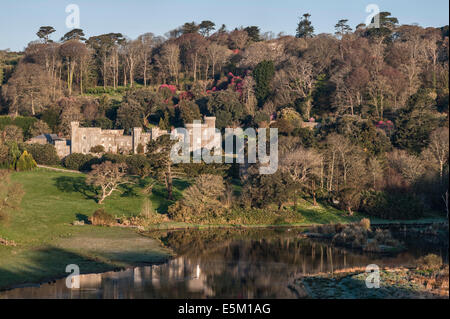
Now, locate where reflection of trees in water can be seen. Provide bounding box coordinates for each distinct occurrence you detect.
[1,228,433,299]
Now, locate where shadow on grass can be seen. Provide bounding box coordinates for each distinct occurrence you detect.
[0,247,115,292]
[0,245,170,295]
[54,176,97,201]
[149,179,190,214]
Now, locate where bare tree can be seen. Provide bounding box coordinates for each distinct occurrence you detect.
[280,146,323,205]
[137,33,154,86]
[159,43,180,85]
[275,57,315,119]
[422,127,449,182]
[205,43,231,79]
[86,161,130,204]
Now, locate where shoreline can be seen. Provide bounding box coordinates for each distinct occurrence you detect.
[2,219,447,293]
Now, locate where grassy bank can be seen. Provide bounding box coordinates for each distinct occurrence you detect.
[0,169,173,290]
[296,265,449,299]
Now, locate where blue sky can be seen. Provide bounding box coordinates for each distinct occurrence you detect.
[1,0,448,51]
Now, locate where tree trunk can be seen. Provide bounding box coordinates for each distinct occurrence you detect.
[166,164,174,200]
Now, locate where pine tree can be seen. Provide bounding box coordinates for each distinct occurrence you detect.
[296,13,314,38]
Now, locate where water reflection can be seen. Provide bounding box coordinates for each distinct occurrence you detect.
[0,228,446,299]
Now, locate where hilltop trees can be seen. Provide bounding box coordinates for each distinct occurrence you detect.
[0,15,448,219]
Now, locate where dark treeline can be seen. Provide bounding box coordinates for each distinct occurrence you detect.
[0,13,448,220]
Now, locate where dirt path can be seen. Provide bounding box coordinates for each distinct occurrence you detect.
[37,165,83,174]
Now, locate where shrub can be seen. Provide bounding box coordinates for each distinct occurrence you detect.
[24,144,60,165]
[101,153,127,164]
[126,154,150,176]
[360,190,424,220]
[168,175,227,223]
[136,143,145,154]
[15,150,37,171]
[90,145,105,154]
[30,120,51,136]
[89,208,115,226]
[417,254,443,270]
[359,218,371,231]
[373,229,400,247]
[2,125,23,143]
[63,153,95,171]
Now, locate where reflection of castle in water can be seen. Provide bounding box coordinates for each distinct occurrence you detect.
[0,231,437,299]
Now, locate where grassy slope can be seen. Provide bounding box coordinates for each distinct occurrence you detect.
[0,169,171,289]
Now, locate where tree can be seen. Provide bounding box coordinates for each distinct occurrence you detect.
[87,33,125,89]
[180,174,226,216]
[296,14,314,39]
[243,170,297,209]
[280,146,323,205]
[146,135,181,200]
[30,120,51,136]
[137,33,155,86]
[422,127,449,182]
[24,144,59,165]
[182,22,200,34]
[275,57,316,119]
[244,26,261,42]
[229,29,249,50]
[2,125,23,143]
[15,150,37,171]
[199,21,216,37]
[207,90,245,129]
[59,40,88,95]
[253,60,275,107]
[205,43,231,79]
[179,99,201,125]
[2,63,56,115]
[61,29,86,42]
[37,26,56,43]
[122,39,141,88]
[158,43,181,84]
[393,103,439,154]
[117,88,164,129]
[365,12,399,42]
[335,19,352,38]
[86,161,129,204]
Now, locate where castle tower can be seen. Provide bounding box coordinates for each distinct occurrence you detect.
[204,116,216,129]
[132,127,142,154]
[70,121,80,154]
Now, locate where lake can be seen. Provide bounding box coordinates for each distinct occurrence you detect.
[0,227,447,299]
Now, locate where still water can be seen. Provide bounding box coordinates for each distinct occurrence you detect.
[0,228,447,299]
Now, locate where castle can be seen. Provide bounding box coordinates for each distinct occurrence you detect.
[28,117,218,158]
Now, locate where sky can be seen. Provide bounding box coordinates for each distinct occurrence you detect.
[0,0,449,51]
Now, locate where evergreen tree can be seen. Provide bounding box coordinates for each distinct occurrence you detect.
[253,60,275,107]
[335,19,352,38]
[296,13,314,38]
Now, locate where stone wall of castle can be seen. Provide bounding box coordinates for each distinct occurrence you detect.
[70,122,167,155]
